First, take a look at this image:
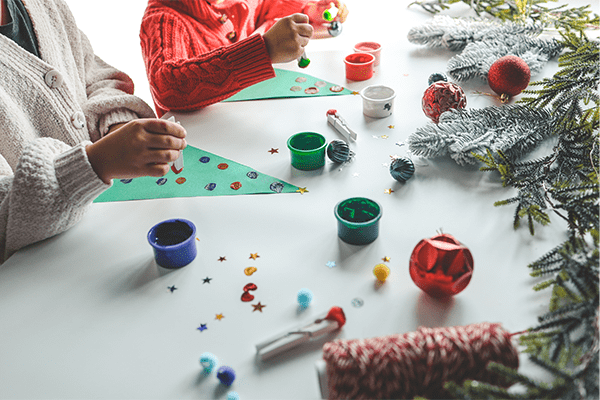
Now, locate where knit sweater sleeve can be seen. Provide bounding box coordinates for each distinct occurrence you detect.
[140,5,276,114]
[0,138,109,263]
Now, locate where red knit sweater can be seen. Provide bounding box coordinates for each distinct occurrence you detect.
[140,0,312,116]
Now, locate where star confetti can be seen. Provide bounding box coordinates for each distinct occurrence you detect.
[384,188,394,194]
[252,302,266,312]
[352,91,360,95]
[380,135,389,139]
[197,324,208,332]
[249,253,260,260]
[296,187,309,194]
[326,261,337,268]
[268,148,279,154]
[218,256,227,262]
[203,277,212,284]
[396,142,405,147]
[215,314,224,320]
[168,285,177,293]
[382,256,391,262]
[353,173,360,177]
[388,125,395,129]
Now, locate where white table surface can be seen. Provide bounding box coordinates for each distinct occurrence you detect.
[1,1,597,399]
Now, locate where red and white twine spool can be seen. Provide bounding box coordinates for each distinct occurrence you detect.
[322,322,519,399]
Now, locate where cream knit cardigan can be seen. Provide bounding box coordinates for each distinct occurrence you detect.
[0,0,155,262]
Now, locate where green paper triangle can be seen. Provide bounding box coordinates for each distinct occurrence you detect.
[223,68,352,102]
[93,145,299,203]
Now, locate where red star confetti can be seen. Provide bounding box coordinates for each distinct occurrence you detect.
[252,302,266,312]
[215,314,224,320]
[218,256,227,262]
[296,187,309,194]
[268,148,279,154]
[384,188,394,194]
[382,256,391,262]
[249,253,260,260]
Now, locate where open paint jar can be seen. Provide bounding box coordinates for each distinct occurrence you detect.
[353,42,382,66]
[147,218,197,268]
[334,197,382,245]
[344,53,375,81]
[287,132,327,170]
[359,85,396,118]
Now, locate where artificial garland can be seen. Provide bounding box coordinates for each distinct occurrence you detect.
[407,1,599,399]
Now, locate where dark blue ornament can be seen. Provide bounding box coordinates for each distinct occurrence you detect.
[428,72,448,86]
[326,140,353,163]
[389,157,415,183]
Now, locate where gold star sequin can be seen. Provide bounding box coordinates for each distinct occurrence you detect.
[352,91,360,95]
[380,135,389,139]
[296,187,309,194]
[382,256,391,262]
[388,125,395,129]
[384,188,394,194]
[215,314,224,320]
[252,302,266,312]
[249,253,260,260]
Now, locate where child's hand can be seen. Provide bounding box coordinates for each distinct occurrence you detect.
[86,118,187,184]
[263,13,313,64]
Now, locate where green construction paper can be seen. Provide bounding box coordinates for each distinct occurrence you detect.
[223,68,352,102]
[93,145,299,203]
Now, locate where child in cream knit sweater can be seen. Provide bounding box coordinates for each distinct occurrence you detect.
[0,0,186,263]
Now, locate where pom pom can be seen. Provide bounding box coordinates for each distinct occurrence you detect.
[389,157,415,182]
[373,264,390,282]
[427,72,448,86]
[216,366,236,386]
[199,352,218,374]
[422,82,466,123]
[324,306,346,328]
[409,233,473,297]
[326,140,353,163]
[488,55,530,102]
[226,392,240,400]
[297,288,313,308]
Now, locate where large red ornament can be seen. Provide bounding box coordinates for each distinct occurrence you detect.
[409,233,473,298]
[488,55,531,102]
[422,82,467,123]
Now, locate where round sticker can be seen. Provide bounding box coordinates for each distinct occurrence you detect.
[230,182,242,190]
[305,87,319,94]
[217,163,229,170]
[156,178,167,186]
[246,171,258,179]
[204,183,217,191]
[315,81,327,87]
[176,177,186,184]
[290,86,302,92]
[199,156,210,163]
[330,85,344,93]
[269,182,284,193]
[120,179,133,184]
[295,77,307,83]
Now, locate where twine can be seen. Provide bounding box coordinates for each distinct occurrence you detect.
[322,322,519,399]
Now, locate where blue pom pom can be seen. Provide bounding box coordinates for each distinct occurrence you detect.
[217,366,236,386]
[227,392,240,400]
[199,352,218,374]
[428,72,448,86]
[297,288,313,308]
[389,157,415,183]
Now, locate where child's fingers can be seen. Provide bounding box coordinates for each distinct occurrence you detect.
[146,148,182,164]
[290,13,309,24]
[146,133,187,150]
[139,118,187,138]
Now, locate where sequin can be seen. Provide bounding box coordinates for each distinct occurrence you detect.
[199,156,210,163]
[156,178,167,185]
[305,87,319,94]
[176,177,186,184]
[204,183,217,191]
[230,181,242,190]
[120,179,133,184]
[295,77,307,83]
[290,86,302,92]
[330,85,344,93]
[270,182,284,193]
[246,171,258,179]
[351,298,364,308]
[218,163,229,170]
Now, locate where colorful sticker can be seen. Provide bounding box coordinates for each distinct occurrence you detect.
[230,182,242,190]
[315,81,327,87]
[295,77,307,83]
[305,87,319,94]
[156,178,167,186]
[176,177,186,184]
[330,85,344,93]
[218,163,229,170]
[270,182,284,193]
[205,183,217,191]
[247,171,258,179]
[120,179,133,184]
[200,156,211,163]
[290,86,302,92]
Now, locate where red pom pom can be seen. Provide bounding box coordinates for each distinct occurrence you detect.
[409,233,474,298]
[422,82,467,123]
[488,55,531,101]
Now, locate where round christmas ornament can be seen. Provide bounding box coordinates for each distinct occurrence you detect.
[326,140,354,163]
[427,72,448,86]
[409,233,473,298]
[422,81,466,123]
[389,157,415,183]
[488,55,531,103]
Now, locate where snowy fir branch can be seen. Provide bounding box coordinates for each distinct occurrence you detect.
[406,2,599,399]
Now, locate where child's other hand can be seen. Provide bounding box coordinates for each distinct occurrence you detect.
[86,118,187,184]
[263,13,313,64]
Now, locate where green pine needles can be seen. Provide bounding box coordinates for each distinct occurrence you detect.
[409,1,599,399]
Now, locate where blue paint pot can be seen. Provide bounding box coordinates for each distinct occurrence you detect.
[147,219,197,268]
[334,197,382,245]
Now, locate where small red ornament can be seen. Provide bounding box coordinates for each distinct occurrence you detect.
[409,233,473,298]
[422,82,467,123]
[487,55,530,102]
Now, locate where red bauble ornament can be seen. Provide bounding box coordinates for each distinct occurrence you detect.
[422,82,467,123]
[409,233,473,298]
[488,55,530,102]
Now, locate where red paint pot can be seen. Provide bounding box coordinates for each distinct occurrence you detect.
[344,53,375,81]
[353,42,382,66]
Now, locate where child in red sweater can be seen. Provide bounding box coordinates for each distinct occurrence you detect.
[140,0,348,116]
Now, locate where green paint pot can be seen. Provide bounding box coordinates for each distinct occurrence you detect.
[334,197,382,245]
[287,132,327,170]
